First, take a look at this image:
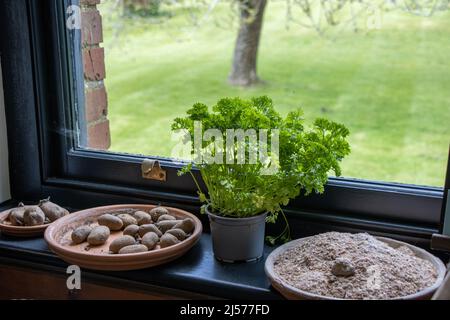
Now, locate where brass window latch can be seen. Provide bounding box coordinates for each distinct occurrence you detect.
[141,159,167,182]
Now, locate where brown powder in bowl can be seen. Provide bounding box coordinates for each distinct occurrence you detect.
[273,232,438,299]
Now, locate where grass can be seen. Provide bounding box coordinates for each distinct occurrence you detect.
[98,1,450,187]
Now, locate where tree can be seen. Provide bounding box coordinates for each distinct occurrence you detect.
[123,0,161,16]
[116,0,450,86]
[229,0,267,86]
[227,0,449,86]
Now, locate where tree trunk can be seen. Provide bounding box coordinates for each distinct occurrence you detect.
[123,0,160,16]
[229,0,267,87]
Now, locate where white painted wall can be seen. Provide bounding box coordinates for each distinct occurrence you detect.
[0,61,11,203]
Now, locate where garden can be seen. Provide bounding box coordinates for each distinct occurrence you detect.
[99,0,450,187]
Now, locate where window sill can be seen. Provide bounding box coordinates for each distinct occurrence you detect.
[0,233,282,300]
[0,195,446,300]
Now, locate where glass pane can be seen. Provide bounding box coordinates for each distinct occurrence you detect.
[71,0,450,187]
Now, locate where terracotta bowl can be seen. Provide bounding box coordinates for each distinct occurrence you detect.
[45,204,203,271]
[0,208,50,237]
[265,236,446,300]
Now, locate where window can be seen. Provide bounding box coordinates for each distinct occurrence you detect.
[1,0,448,240]
[75,0,449,188]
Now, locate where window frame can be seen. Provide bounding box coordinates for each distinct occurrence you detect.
[1,0,447,240]
[439,148,450,234]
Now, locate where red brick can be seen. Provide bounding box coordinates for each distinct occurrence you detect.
[85,87,108,122]
[83,47,106,81]
[81,0,110,151]
[81,10,103,45]
[88,120,111,150]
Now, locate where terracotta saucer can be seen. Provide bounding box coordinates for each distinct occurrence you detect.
[265,235,446,300]
[45,204,203,271]
[0,208,50,237]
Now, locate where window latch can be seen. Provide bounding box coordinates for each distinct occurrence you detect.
[141,159,167,182]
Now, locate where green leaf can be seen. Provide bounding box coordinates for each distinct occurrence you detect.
[171,96,351,220]
[198,192,207,203]
[265,236,277,246]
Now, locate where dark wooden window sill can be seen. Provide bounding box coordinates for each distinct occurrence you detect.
[0,233,281,300]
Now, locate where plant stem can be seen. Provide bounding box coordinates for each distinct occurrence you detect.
[280,209,291,241]
[268,209,291,244]
[189,169,206,200]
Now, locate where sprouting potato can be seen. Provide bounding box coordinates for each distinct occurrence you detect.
[109,235,136,254]
[139,224,162,238]
[8,203,28,226]
[87,226,110,246]
[117,214,137,228]
[149,207,169,222]
[118,244,148,254]
[157,214,176,223]
[123,224,139,237]
[134,211,153,226]
[156,220,181,233]
[98,214,123,231]
[23,207,46,226]
[173,218,195,234]
[160,233,180,248]
[141,232,159,250]
[8,210,24,226]
[39,197,69,222]
[71,225,93,244]
[166,228,187,241]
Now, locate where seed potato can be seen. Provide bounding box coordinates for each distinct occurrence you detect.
[331,258,355,277]
[139,224,162,237]
[87,226,110,246]
[141,232,159,250]
[39,197,69,222]
[157,214,176,223]
[23,207,46,226]
[149,207,169,221]
[98,214,123,231]
[123,224,139,237]
[160,233,180,248]
[118,244,148,254]
[134,211,153,225]
[9,210,24,226]
[166,228,187,241]
[109,235,136,254]
[157,220,181,233]
[173,218,195,234]
[117,214,137,228]
[71,225,93,244]
[8,204,28,226]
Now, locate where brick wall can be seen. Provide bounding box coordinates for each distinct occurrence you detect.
[80,0,111,150]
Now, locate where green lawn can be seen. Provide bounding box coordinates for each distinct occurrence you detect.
[98,2,450,187]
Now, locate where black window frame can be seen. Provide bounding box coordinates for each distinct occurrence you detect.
[1,0,448,242]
